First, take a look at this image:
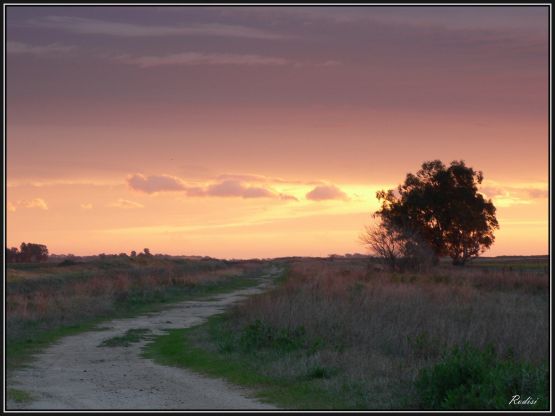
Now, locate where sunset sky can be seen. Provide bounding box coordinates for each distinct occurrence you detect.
[5,6,549,258]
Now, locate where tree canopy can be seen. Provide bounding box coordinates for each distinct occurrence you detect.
[6,242,49,263]
[374,160,499,266]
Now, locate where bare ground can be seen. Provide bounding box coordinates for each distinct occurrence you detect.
[6,270,281,410]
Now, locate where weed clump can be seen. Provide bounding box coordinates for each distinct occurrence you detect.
[99,328,151,347]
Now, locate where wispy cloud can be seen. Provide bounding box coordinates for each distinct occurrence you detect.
[320,60,342,67]
[526,188,548,199]
[216,173,323,186]
[108,198,144,209]
[115,52,291,68]
[7,179,122,188]
[279,194,299,201]
[479,183,548,207]
[30,16,287,39]
[7,41,74,55]
[17,198,49,210]
[306,184,349,201]
[80,203,93,210]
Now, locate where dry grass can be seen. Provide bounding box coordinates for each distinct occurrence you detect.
[214,257,549,408]
[6,256,253,343]
[232,258,548,360]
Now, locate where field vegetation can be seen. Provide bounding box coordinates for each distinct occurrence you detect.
[144,256,549,410]
[6,255,273,371]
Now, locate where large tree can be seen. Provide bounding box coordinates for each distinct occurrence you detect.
[375,160,499,266]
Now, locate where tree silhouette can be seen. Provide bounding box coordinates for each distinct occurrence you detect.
[360,223,404,271]
[360,222,435,271]
[375,160,499,266]
[9,242,49,263]
[5,247,19,263]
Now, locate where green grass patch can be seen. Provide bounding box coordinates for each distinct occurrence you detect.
[142,315,369,409]
[7,388,33,404]
[238,319,307,353]
[143,326,272,386]
[99,328,152,347]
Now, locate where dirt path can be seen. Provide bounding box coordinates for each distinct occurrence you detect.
[7,270,281,410]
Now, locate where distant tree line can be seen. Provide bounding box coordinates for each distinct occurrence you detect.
[5,246,157,264]
[131,248,151,257]
[96,248,153,259]
[6,242,49,263]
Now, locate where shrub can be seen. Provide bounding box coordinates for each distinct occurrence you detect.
[305,365,338,380]
[58,259,79,267]
[415,344,549,410]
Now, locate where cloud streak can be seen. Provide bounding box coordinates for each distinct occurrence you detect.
[116,52,291,68]
[16,198,49,210]
[216,173,323,186]
[108,198,144,209]
[7,41,74,55]
[30,16,287,39]
[479,184,548,207]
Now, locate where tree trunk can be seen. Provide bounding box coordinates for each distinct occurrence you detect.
[452,256,464,266]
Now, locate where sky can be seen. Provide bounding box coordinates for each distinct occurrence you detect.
[5,5,550,258]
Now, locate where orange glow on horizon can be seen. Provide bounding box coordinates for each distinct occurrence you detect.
[6,6,549,258]
[6,176,548,258]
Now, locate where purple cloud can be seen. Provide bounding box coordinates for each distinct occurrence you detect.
[126,173,297,200]
[201,180,291,199]
[127,173,186,194]
[306,184,349,201]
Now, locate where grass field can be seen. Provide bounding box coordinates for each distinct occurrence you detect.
[5,255,273,371]
[144,256,550,410]
[6,254,550,410]
[465,255,549,273]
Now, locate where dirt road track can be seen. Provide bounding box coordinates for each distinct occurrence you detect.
[7,272,280,410]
